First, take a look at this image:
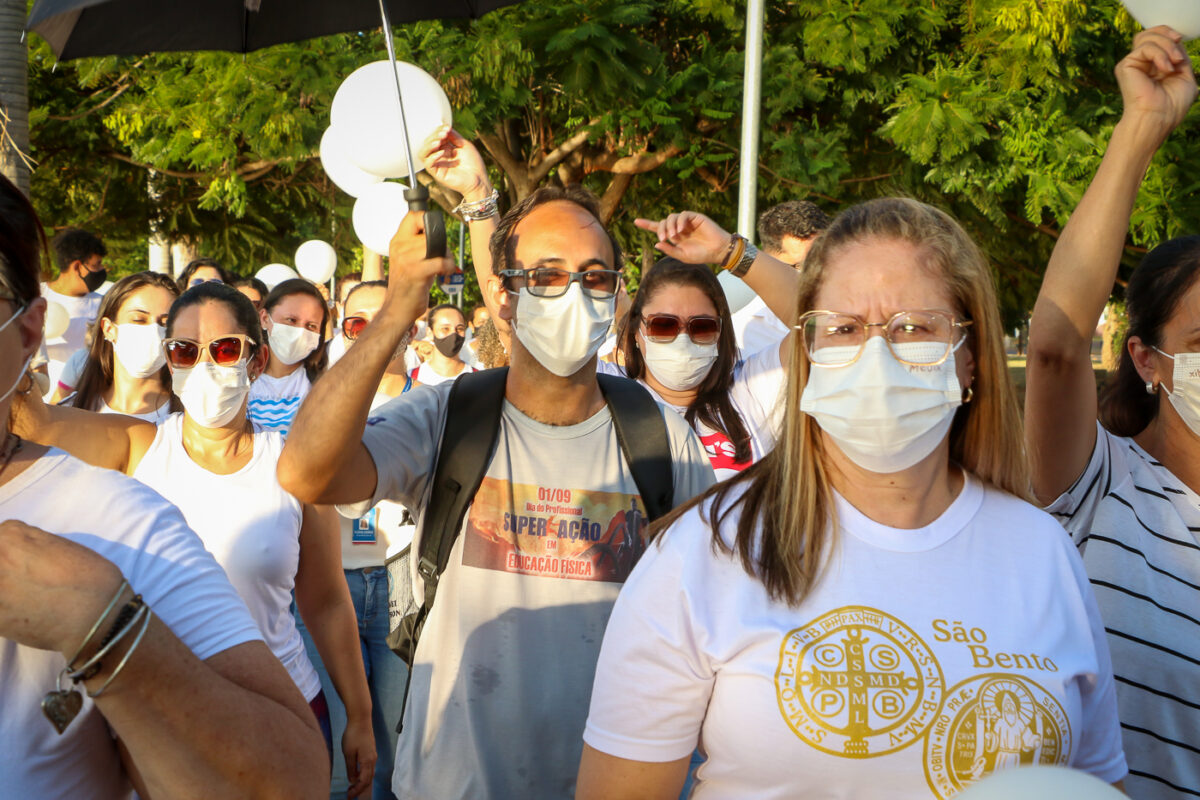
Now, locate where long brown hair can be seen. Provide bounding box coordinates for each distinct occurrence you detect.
[619,257,751,463]
[655,198,1030,607]
[71,271,181,412]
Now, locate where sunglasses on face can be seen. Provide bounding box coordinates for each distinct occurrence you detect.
[341,316,369,341]
[163,334,255,368]
[641,314,722,345]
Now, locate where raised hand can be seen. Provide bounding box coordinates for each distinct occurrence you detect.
[386,211,458,326]
[634,212,733,267]
[1117,26,1198,137]
[419,126,493,203]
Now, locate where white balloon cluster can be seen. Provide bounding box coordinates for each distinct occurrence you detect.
[254,239,340,292]
[317,60,453,254]
[1121,0,1200,39]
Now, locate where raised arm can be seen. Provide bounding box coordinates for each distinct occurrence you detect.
[1025,27,1196,503]
[278,213,457,505]
[10,378,154,475]
[419,127,503,326]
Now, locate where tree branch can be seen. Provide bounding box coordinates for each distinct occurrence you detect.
[598,173,634,225]
[103,152,312,181]
[528,123,596,184]
[478,129,529,196]
[586,144,683,175]
[47,82,133,122]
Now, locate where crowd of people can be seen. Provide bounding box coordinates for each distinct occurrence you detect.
[2,26,1197,800]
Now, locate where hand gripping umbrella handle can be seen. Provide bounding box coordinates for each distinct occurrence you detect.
[404,185,446,259]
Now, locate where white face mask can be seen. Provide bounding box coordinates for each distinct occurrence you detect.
[513,284,614,377]
[171,361,250,428]
[268,320,319,365]
[800,337,963,473]
[110,323,166,377]
[642,336,719,392]
[1156,349,1200,437]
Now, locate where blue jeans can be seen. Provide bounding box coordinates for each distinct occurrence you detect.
[298,567,410,800]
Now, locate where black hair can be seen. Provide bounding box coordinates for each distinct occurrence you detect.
[428,302,465,329]
[489,185,624,277]
[71,271,182,413]
[343,279,387,310]
[1100,236,1200,436]
[757,201,831,257]
[262,278,329,383]
[619,257,751,463]
[176,258,232,292]
[51,228,106,274]
[167,282,265,360]
[232,276,268,299]
[0,174,45,307]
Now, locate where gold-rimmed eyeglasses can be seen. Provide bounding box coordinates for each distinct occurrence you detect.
[796,309,973,367]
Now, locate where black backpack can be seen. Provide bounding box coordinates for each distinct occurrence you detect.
[385,366,675,665]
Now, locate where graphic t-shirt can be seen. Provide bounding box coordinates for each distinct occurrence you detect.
[341,378,715,799]
[39,283,101,390]
[1045,421,1200,800]
[247,368,311,436]
[133,413,318,700]
[584,476,1127,799]
[0,450,262,799]
[599,344,785,479]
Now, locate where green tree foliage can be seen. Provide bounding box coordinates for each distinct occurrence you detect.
[24,0,1197,323]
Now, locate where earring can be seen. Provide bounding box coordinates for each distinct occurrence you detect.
[1146,381,1157,395]
[962,385,974,404]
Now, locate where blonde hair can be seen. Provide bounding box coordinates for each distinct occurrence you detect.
[656,197,1030,606]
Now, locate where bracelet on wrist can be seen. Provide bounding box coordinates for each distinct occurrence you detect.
[452,188,500,221]
[719,234,747,272]
[69,594,145,683]
[731,240,759,279]
[63,579,129,671]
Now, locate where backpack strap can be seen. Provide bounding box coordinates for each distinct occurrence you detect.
[416,367,509,610]
[597,373,674,521]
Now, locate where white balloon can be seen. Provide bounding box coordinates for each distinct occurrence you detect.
[256,263,301,291]
[331,60,453,179]
[1121,0,1200,39]
[954,766,1126,800]
[43,301,69,340]
[295,240,338,284]
[320,126,384,198]
[352,182,410,255]
[717,270,758,314]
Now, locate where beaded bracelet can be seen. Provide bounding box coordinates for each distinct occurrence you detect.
[452,188,500,221]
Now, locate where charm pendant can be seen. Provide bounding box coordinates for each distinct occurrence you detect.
[41,688,82,734]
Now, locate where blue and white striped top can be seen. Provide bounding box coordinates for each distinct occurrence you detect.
[247,368,311,437]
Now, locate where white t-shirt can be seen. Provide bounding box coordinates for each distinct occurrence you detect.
[61,390,173,424]
[341,390,416,570]
[326,334,347,366]
[410,360,475,387]
[56,346,90,392]
[341,379,716,799]
[584,476,1126,799]
[731,296,789,357]
[0,449,262,799]
[247,368,311,436]
[1045,421,1200,800]
[40,283,101,389]
[599,344,785,480]
[133,413,319,701]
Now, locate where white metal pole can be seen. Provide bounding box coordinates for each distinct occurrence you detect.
[736,0,765,242]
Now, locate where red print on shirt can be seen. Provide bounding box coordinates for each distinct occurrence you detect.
[700,431,750,473]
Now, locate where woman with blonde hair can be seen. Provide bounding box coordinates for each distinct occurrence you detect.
[577,199,1126,798]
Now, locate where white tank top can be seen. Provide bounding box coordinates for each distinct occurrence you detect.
[133,413,319,700]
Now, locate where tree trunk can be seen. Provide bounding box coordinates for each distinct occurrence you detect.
[0,0,31,195]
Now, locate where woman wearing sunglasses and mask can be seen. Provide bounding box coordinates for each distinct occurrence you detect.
[247,278,329,436]
[60,271,181,422]
[14,281,378,797]
[0,176,333,797]
[604,258,786,480]
[576,199,1126,798]
[1026,30,1199,799]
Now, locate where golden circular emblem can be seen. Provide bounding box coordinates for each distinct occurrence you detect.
[923,673,1072,799]
[775,606,945,758]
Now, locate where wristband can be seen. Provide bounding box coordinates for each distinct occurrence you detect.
[731,240,759,278]
[452,188,500,221]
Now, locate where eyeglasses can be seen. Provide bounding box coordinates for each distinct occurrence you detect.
[163,334,255,368]
[188,277,223,288]
[797,309,973,367]
[499,267,622,299]
[641,314,722,345]
[341,316,369,341]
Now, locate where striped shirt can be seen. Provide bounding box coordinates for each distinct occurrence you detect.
[1047,421,1200,798]
[247,368,311,437]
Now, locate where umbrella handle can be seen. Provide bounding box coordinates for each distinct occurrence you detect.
[404,185,446,259]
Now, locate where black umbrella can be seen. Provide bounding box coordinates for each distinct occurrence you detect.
[27,0,521,256]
